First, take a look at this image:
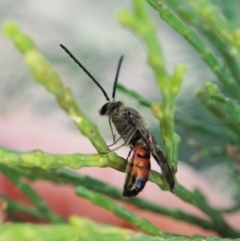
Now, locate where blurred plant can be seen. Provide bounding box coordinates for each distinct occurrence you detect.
[0,0,240,240]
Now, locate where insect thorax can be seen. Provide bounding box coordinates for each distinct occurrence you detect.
[111,106,147,146]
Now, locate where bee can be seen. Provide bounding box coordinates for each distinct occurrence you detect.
[60,44,175,196]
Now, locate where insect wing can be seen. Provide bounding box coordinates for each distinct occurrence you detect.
[148,134,175,191]
[128,114,175,191]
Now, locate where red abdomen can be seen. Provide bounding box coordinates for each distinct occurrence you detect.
[123,143,151,197]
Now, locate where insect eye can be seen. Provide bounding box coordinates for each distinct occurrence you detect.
[99,102,113,115]
[106,102,114,108]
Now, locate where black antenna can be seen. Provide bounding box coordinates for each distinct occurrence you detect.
[60,44,110,101]
[112,56,124,100]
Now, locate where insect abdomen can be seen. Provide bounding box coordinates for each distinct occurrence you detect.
[123,144,151,197]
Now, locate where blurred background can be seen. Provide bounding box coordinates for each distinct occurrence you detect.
[1,0,213,149]
[1,0,240,235]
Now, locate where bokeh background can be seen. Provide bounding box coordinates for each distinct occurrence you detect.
[1,0,212,156]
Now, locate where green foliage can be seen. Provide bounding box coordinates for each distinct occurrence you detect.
[117,0,185,171]
[0,217,165,241]
[1,0,240,240]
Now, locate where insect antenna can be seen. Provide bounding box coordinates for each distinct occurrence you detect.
[112,56,124,100]
[60,44,110,101]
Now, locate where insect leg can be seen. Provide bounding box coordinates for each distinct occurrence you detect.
[108,127,137,152]
[108,143,126,152]
[108,118,116,143]
[108,135,123,147]
[108,125,133,147]
[126,149,132,161]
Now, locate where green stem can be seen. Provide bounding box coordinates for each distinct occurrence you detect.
[75,186,164,237]
[0,217,168,241]
[8,166,239,237]
[117,0,185,172]
[56,169,214,231]
[1,195,45,220]
[3,21,108,153]
[184,0,240,72]
[175,111,238,144]
[222,0,236,26]
[197,89,240,139]
[164,0,240,85]
[173,183,240,238]
[0,165,63,223]
[147,0,240,98]
[118,83,238,144]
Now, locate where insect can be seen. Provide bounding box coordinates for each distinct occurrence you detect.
[60,44,175,196]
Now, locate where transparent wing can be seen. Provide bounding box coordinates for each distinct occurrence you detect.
[128,113,175,191]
